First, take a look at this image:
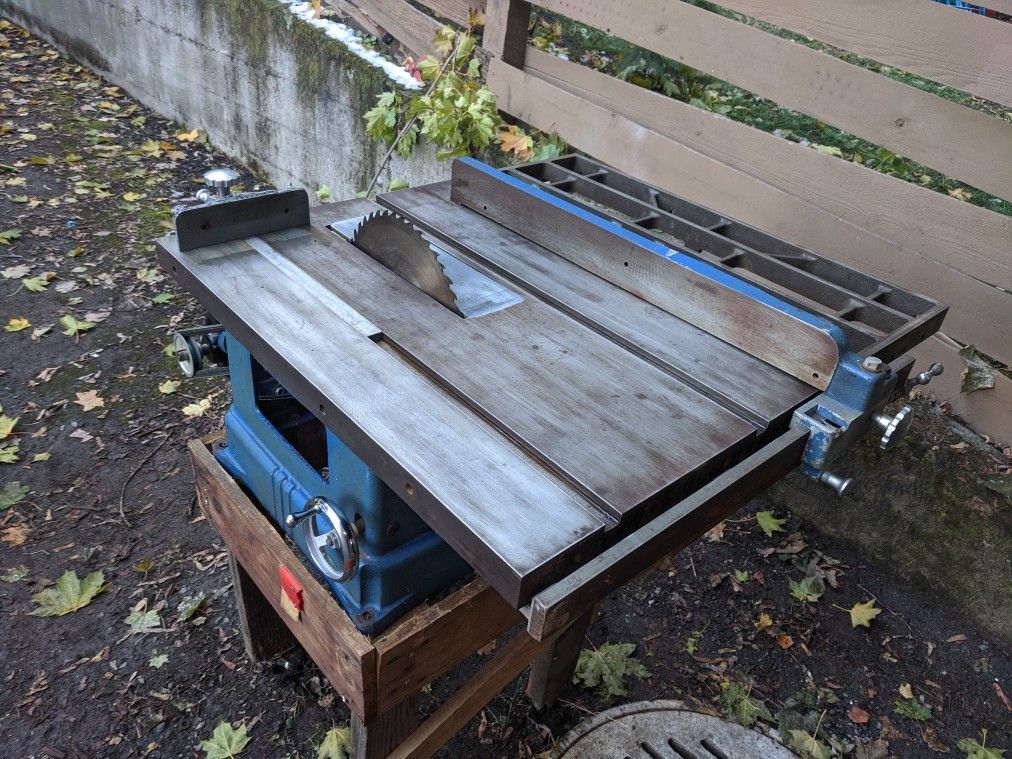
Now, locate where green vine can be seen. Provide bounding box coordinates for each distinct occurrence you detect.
[362,22,565,193]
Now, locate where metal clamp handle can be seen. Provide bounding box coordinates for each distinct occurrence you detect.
[905,362,943,390]
[285,497,360,582]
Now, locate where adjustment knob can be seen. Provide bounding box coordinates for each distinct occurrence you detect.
[874,405,913,450]
[172,331,202,378]
[906,362,943,390]
[286,497,360,583]
[202,167,240,199]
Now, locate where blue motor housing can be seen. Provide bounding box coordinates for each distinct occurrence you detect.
[213,335,472,634]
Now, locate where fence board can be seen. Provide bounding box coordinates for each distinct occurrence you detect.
[486,59,1011,360]
[360,0,442,57]
[524,48,1011,291]
[535,0,1012,200]
[415,0,485,26]
[712,0,1011,106]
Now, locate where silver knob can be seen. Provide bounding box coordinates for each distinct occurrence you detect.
[818,470,853,497]
[286,497,360,583]
[874,405,913,450]
[172,331,201,378]
[202,167,240,199]
[906,362,943,390]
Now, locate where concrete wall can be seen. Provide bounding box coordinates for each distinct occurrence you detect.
[0,0,447,196]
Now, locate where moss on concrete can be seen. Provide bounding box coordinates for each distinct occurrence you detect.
[769,400,1011,641]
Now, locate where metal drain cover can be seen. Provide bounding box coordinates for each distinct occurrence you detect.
[555,700,793,759]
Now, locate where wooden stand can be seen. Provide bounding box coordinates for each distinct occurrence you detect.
[190,438,589,759]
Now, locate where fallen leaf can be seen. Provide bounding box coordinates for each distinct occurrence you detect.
[756,510,786,537]
[705,521,725,542]
[0,228,22,245]
[69,428,94,443]
[899,683,914,699]
[0,481,30,510]
[755,612,773,631]
[574,642,650,698]
[182,397,212,418]
[0,441,20,463]
[2,565,29,582]
[176,128,201,142]
[0,414,17,440]
[125,599,161,634]
[894,697,932,722]
[5,317,31,332]
[122,191,146,202]
[59,314,96,337]
[32,452,50,462]
[148,653,169,669]
[31,570,107,616]
[497,124,534,160]
[74,390,105,412]
[788,729,831,759]
[789,576,823,603]
[1,525,30,545]
[776,633,794,649]
[200,721,250,759]
[316,726,350,759]
[848,705,871,724]
[849,600,882,628]
[2,263,31,278]
[158,380,180,394]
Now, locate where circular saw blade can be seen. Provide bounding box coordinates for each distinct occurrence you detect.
[351,210,461,315]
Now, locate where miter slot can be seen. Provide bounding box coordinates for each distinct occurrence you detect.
[375,183,816,431]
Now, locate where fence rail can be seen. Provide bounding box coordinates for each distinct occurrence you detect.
[329,0,1012,441]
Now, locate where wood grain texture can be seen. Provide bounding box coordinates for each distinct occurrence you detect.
[162,236,606,608]
[535,0,1012,199]
[486,60,1011,360]
[713,0,1012,106]
[414,0,484,25]
[524,47,1012,292]
[228,553,298,662]
[189,440,378,719]
[451,158,842,389]
[482,0,530,65]
[526,606,592,709]
[526,428,808,640]
[359,0,442,57]
[380,182,815,429]
[352,695,420,759]
[373,580,520,712]
[387,631,549,759]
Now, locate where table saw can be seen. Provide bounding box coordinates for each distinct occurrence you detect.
[157,156,946,637]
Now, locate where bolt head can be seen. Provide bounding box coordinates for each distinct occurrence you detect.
[861,356,884,373]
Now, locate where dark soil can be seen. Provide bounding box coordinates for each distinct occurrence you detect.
[1,19,1009,759]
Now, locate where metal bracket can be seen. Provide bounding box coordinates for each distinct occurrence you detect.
[174,189,311,251]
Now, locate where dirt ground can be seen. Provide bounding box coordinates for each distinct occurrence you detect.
[1,19,1009,759]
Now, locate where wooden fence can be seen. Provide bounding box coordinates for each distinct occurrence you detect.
[327,0,1011,442]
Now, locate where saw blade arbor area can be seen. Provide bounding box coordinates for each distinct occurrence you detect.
[351,210,462,315]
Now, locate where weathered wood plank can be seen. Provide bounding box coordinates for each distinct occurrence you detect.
[526,428,808,640]
[189,440,378,719]
[387,631,549,759]
[373,580,521,712]
[712,0,1012,106]
[380,182,815,429]
[526,606,592,709]
[482,0,530,66]
[523,47,1012,292]
[534,0,1012,199]
[414,0,485,26]
[352,695,420,759]
[163,235,607,609]
[358,0,442,57]
[486,60,1011,360]
[228,553,298,662]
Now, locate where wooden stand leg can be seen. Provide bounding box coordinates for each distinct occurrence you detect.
[228,552,297,661]
[352,694,420,759]
[526,607,594,709]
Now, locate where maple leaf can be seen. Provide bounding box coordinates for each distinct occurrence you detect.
[0,228,23,245]
[2,565,29,582]
[787,729,831,759]
[789,576,823,603]
[31,570,107,616]
[316,726,351,759]
[2,263,31,278]
[755,510,786,537]
[497,124,534,160]
[894,697,932,722]
[0,481,30,510]
[22,274,51,291]
[5,317,31,332]
[159,380,180,394]
[122,191,146,202]
[755,612,773,631]
[719,682,772,726]
[125,599,161,634]
[957,730,1005,759]
[0,441,20,463]
[183,397,212,418]
[848,599,882,628]
[0,414,17,440]
[176,128,201,142]
[574,642,650,698]
[74,390,105,412]
[847,705,870,724]
[200,722,250,759]
[1,525,30,546]
[705,521,725,542]
[59,314,95,337]
[148,653,169,669]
